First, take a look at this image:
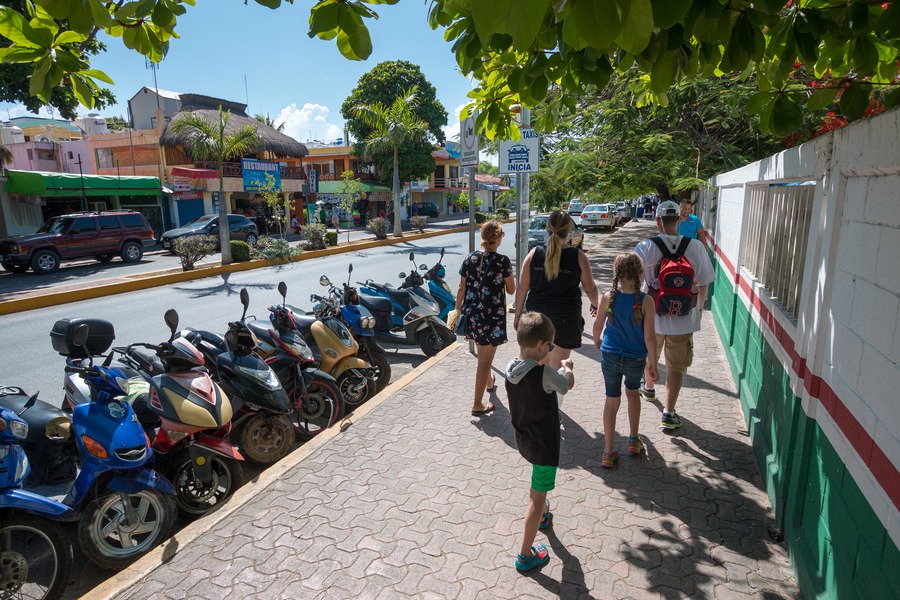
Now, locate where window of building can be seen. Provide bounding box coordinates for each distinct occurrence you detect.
[96,148,114,169]
[67,151,74,160]
[26,149,33,160]
[449,166,459,179]
[739,182,815,321]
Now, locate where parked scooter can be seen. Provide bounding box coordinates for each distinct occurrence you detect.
[0,388,73,600]
[422,248,454,320]
[111,310,246,518]
[358,252,454,357]
[179,289,294,466]
[327,265,391,393]
[3,321,177,570]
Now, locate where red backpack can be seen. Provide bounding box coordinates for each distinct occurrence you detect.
[649,236,696,317]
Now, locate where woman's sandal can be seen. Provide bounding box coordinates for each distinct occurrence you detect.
[601,450,619,469]
[516,543,551,571]
[539,499,552,530]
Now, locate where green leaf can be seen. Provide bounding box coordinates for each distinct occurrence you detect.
[53,30,87,45]
[309,1,341,38]
[771,94,802,136]
[650,49,678,93]
[80,68,115,85]
[471,0,551,52]
[571,0,620,49]
[851,35,878,75]
[0,46,45,62]
[255,0,283,8]
[616,0,653,55]
[806,87,839,111]
[70,74,93,107]
[745,91,770,114]
[839,81,868,121]
[651,0,691,29]
[29,56,52,98]
[883,87,900,110]
[336,24,373,60]
[0,7,45,48]
[876,0,900,38]
[848,1,868,34]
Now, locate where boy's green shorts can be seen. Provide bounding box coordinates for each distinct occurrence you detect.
[531,465,557,493]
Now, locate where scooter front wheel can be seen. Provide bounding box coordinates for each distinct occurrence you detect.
[417,326,453,357]
[337,371,371,410]
[0,515,72,600]
[238,414,294,466]
[291,376,343,439]
[367,348,392,392]
[78,489,176,570]
[169,449,245,520]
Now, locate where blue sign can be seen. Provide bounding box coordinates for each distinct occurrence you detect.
[309,169,318,193]
[242,159,281,191]
[445,141,461,159]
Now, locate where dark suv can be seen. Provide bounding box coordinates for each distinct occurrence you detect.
[0,211,155,274]
[159,214,259,251]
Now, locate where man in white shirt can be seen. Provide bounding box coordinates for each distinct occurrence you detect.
[634,200,715,430]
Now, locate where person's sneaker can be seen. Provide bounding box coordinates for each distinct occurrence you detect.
[639,384,656,402]
[627,436,645,454]
[600,450,619,468]
[516,543,550,571]
[661,411,683,430]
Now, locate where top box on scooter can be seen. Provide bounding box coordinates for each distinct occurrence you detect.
[50,318,115,357]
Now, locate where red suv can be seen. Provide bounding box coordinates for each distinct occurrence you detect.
[0,211,155,274]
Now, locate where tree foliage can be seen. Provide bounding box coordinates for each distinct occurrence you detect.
[352,86,429,237]
[104,115,128,131]
[1,1,897,140]
[341,60,447,185]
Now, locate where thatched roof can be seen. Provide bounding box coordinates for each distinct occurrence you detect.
[160,109,308,159]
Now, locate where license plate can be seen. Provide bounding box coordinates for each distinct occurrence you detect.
[589,219,597,224]
[162,241,171,249]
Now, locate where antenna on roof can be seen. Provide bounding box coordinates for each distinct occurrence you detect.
[145,58,161,111]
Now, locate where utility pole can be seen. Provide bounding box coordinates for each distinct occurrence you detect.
[76,153,88,212]
[514,107,531,286]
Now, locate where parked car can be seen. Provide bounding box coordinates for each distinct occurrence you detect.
[616,201,630,223]
[0,210,155,274]
[415,202,440,218]
[160,214,259,251]
[580,204,617,231]
[528,214,584,250]
[567,200,586,217]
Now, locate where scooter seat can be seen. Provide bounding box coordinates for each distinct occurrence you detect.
[129,346,165,376]
[358,293,392,314]
[246,320,274,341]
[284,305,317,334]
[0,391,70,446]
[386,289,412,308]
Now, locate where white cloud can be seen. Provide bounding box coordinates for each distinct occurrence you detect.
[276,103,343,143]
[442,102,470,142]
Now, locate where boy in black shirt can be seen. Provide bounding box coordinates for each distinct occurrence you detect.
[505,312,575,571]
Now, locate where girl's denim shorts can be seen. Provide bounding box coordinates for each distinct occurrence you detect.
[600,352,647,398]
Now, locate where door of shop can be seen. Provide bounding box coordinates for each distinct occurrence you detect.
[177,199,204,226]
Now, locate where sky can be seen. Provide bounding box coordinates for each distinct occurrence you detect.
[0,1,476,147]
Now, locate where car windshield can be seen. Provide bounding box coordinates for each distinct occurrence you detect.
[568,203,583,212]
[584,205,603,212]
[529,217,548,230]
[37,217,73,234]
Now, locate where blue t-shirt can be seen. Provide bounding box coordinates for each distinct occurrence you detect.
[600,291,648,359]
[678,214,704,239]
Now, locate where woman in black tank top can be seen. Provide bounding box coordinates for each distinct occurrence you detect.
[514,210,600,369]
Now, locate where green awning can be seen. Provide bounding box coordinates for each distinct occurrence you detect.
[5,170,162,197]
[316,180,391,194]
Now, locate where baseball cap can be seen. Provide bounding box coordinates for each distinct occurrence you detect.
[656,200,679,217]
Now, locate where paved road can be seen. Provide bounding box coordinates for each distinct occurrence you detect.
[85,219,798,599]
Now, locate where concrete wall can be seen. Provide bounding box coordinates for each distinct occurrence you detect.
[129,89,180,130]
[701,107,900,599]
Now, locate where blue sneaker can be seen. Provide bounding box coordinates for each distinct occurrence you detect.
[516,543,550,571]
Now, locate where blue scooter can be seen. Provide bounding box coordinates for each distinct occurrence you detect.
[0,320,177,571]
[422,248,455,321]
[0,388,73,600]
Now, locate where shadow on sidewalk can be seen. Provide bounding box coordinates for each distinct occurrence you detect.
[522,526,596,599]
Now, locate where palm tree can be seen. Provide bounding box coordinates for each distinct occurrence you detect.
[352,86,428,237]
[173,107,259,264]
[254,113,285,132]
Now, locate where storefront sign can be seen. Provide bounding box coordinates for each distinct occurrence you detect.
[174,190,203,200]
[309,169,318,193]
[317,193,342,204]
[242,159,282,191]
[173,176,191,192]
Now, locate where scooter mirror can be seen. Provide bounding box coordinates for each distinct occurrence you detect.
[440,248,445,261]
[23,391,38,410]
[348,263,353,274]
[240,288,250,321]
[419,263,428,270]
[319,275,330,287]
[164,308,179,338]
[278,281,287,299]
[408,252,415,263]
[73,324,89,348]
[399,272,407,279]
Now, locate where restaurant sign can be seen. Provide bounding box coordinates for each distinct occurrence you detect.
[242,158,282,191]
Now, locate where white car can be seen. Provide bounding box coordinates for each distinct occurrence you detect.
[580,204,617,231]
[528,214,584,249]
[616,201,629,223]
[567,200,585,217]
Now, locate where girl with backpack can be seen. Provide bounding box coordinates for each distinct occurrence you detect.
[592,253,659,468]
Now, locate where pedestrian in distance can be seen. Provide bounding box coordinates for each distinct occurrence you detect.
[454,221,515,416]
[677,198,708,249]
[592,253,659,468]
[514,210,599,401]
[291,215,301,234]
[331,206,340,233]
[634,200,715,430]
[318,206,327,225]
[505,312,575,572]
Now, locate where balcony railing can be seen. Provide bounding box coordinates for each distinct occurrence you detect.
[319,171,380,182]
[431,177,466,189]
[193,161,308,180]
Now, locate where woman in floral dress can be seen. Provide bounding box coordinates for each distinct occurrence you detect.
[454,220,515,415]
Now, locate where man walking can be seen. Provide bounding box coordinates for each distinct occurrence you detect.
[678,198,708,249]
[634,200,714,430]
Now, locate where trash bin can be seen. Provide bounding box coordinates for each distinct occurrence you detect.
[636,206,644,219]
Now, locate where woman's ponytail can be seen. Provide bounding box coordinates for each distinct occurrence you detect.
[544,210,572,280]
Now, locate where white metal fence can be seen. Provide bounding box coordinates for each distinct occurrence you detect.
[739,182,815,320]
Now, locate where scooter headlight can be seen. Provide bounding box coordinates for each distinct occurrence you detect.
[362,316,375,329]
[116,376,130,395]
[0,417,28,440]
[291,341,314,361]
[237,365,282,388]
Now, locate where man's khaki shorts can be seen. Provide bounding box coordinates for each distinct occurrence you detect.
[655,333,694,373]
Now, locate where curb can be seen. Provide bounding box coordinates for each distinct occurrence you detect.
[0,222,505,315]
[84,341,463,600]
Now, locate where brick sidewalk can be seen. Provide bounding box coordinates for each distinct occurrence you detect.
[97,221,799,599]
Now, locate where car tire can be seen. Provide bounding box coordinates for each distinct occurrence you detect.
[30,249,60,274]
[120,241,143,263]
[245,232,258,246]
